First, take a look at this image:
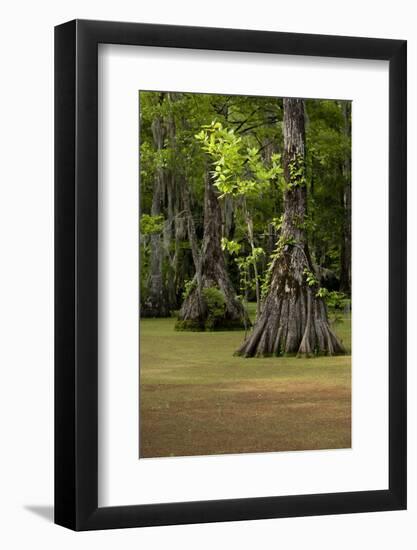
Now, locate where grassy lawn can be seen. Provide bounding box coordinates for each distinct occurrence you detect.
[140,307,351,458]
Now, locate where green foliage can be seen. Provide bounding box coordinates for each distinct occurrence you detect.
[260,235,298,299]
[303,268,347,308]
[202,287,226,326]
[260,268,273,301]
[139,91,352,317]
[234,247,265,297]
[270,215,284,231]
[304,268,319,287]
[247,246,265,263]
[325,291,351,310]
[221,237,241,256]
[305,99,351,279]
[316,287,329,298]
[195,120,282,314]
[140,214,164,235]
[287,155,307,189]
[195,121,283,198]
[273,234,297,258]
[175,319,205,332]
[182,278,197,300]
[311,287,350,309]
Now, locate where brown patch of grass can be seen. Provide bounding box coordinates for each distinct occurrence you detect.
[140,315,351,458]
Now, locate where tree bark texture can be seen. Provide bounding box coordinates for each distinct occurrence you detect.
[141,114,171,317]
[177,173,249,330]
[339,101,352,294]
[237,98,345,356]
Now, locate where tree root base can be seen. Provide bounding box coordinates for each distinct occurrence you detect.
[175,318,248,332]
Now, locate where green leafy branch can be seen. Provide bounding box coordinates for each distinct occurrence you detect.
[140,214,165,235]
[284,155,307,190]
[195,121,283,198]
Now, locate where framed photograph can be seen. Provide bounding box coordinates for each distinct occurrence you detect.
[55,19,406,530]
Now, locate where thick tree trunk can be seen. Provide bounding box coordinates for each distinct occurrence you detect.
[171,176,192,295]
[141,114,171,317]
[222,195,235,241]
[177,173,249,330]
[182,180,204,314]
[237,98,345,356]
[244,205,261,319]
[339,102,351,294]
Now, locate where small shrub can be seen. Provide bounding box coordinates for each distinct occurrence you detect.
[182,278,197,300]
[140,214,164,235]
[326,290,351,310]
[175,319,204,331]
[202,286,226,328]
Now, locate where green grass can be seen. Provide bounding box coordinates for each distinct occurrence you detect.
[140,307,351,458]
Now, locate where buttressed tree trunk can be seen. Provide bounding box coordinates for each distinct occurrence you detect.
[176,173,249,330]
[237,98,345,356]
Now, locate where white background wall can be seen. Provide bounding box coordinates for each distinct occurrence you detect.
[0,0,415,548]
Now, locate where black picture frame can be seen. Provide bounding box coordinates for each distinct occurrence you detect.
[55,19,407,531]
